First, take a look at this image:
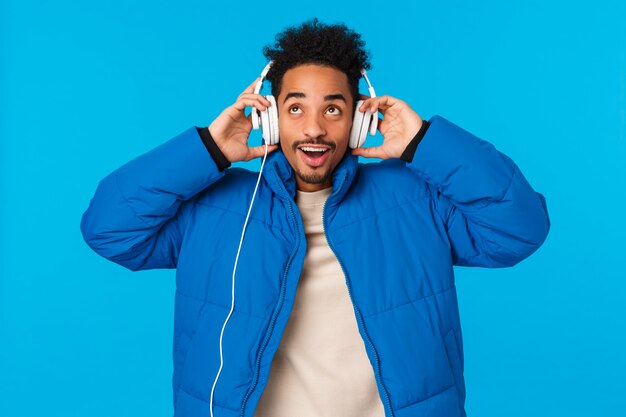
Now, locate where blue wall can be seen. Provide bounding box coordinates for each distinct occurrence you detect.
[1,0,624,415]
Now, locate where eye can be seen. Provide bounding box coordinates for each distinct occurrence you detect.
[326,106,341,115]
[289,106,302,114]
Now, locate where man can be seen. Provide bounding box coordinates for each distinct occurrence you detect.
[81,18,550,417]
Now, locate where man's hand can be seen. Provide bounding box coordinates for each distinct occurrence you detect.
[351,94,423,160]
[208,78,279,162]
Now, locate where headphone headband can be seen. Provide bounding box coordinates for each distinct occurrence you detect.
[254,61,273,95]
[360,68,376,98]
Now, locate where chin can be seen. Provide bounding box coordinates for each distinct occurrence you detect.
[296,166,332,186]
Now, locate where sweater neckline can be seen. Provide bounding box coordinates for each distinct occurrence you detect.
[295,186,332,208]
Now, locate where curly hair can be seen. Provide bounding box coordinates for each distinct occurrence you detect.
[263,18,371,112]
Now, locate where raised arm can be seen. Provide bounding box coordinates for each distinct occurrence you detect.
[352,95,550,267]
[80,78,279,271]
[80,128,225,271]
[410,116,549,267]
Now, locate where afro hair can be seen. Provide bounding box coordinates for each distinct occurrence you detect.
[263,18,371,112]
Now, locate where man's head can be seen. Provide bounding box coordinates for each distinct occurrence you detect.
[262,18,371,191]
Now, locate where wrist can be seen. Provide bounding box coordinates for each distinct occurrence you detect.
[400,119,430,163]
[197,127,231,171]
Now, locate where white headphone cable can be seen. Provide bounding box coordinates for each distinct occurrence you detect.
[209,142,270,417]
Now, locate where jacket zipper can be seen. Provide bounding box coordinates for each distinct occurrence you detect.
[239,193,301,417]
[322,199,395,417]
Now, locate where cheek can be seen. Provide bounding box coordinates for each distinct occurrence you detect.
[334,118,354,145]
[277,120,296,150]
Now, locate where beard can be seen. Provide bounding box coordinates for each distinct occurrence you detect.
[295,166,332,185]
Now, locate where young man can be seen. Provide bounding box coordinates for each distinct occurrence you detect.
[81,19,550,417]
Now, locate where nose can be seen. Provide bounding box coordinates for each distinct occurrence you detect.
[302,112,327,139]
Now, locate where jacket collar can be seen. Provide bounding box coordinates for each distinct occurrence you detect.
[262,148,358,204]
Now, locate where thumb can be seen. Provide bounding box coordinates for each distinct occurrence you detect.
[244,144,279,161]
[351,146,388,159]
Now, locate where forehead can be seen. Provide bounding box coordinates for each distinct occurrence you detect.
[279,64,351,98]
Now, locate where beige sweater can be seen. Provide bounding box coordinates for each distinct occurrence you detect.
[253,187,385,417]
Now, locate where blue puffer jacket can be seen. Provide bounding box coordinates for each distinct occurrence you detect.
[81,115,550,417]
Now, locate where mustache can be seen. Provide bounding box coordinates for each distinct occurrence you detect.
[291,138,337,152]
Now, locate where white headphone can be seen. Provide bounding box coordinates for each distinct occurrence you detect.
[251,61,378,148]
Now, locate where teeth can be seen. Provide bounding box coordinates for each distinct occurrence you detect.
[301,147,327,152]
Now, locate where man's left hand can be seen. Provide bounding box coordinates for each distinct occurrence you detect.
[351,94,423,160]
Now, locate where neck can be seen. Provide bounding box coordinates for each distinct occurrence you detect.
[295,178,333,192]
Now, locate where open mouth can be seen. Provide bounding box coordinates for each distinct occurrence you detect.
[297,145,331,167]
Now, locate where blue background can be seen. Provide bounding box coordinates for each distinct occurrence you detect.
[1,0,625,415]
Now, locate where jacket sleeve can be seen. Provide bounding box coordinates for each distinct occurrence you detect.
[80,127,225,271]
[407,115,550,267]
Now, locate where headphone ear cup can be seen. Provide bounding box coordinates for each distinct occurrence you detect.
[266,95,279,145]
[369,111,378,136]
[349,99,372,149]
[252,107,261,131]
[259,95,279,145]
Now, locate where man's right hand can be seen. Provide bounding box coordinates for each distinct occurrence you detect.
[208,78,279,162]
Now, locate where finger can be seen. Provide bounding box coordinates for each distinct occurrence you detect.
[359,98,377,113]
[359,96,386,113]
[232,97,269,113]
[375,95,399,111]
[241,77,261,95]
[245,144,279,161]
[364,95,399,114]
[239,93,272,106]
[370,100,380,114]
[368,96,390,114]
[351,145,389,160]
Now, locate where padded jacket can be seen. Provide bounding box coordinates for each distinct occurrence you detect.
[80,115,550,417]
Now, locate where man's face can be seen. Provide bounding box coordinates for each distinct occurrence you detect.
[276,64,354,192]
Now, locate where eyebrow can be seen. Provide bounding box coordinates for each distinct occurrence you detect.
[283,92,347,104]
